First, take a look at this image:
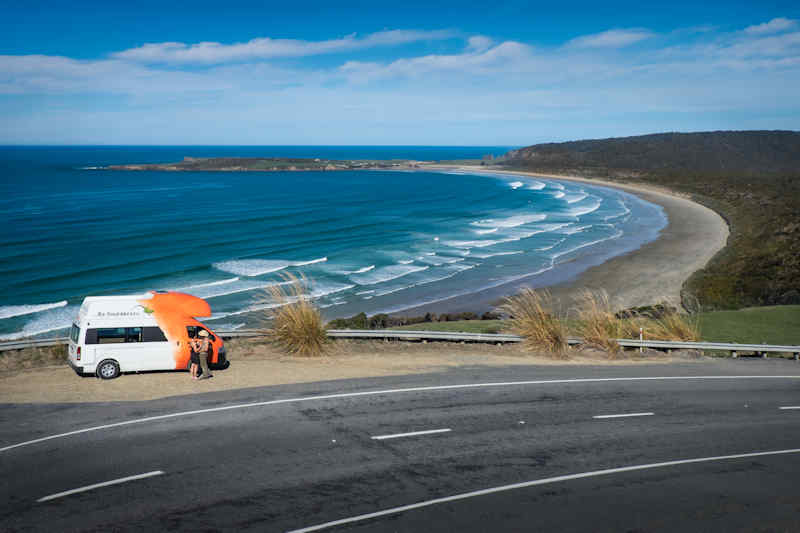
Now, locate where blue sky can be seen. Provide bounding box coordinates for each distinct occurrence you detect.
[1,0,799,145]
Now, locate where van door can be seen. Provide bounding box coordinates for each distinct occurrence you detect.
[138,326,174,370]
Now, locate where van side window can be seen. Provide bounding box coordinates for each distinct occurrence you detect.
[126,327,142,343]
[96,328,127,344]
[70,323,81,343]
[142,327,167,342]
[86,327,162,344]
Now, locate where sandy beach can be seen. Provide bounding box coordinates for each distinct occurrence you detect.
[398,165,730,314]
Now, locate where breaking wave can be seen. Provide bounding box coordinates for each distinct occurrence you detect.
[213,257,327,276]
[0,300,68,320]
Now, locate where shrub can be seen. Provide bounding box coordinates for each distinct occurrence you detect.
[261,274,327,357]
[500,288,569,357]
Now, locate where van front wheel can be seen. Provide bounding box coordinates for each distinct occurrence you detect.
[97,359,120,380]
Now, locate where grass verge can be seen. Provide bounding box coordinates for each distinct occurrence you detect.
[698,305,800,345]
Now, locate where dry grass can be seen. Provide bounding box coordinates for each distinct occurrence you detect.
[573,290,700,356]
[0,344,66,374]
[645,312,701,341]
[574,290,629,357]
[500,288,569,358]
[260,273,328,357]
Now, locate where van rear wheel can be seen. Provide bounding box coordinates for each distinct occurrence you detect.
[97,359,120,380]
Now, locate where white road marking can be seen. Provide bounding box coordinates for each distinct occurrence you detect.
[286,448,800,532]
[593,412,654,419]
[779,406,800,410]
[37,470,164,503]
[372,428,451,440]
[4,375,800,453]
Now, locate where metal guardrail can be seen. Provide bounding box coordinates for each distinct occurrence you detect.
[2,329,799,359]
[0,337,70,351]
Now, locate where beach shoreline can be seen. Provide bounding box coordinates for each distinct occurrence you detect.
[390,165,729,315]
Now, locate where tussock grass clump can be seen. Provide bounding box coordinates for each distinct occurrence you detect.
[260,274,327,357]
[574,290,630,357]
[646,312,701,342]
[501,288,569,357]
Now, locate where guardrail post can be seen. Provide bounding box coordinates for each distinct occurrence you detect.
[794,352,799,361]
[731,350,737,358]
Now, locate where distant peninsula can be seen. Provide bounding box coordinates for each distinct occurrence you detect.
[107,157,433,172]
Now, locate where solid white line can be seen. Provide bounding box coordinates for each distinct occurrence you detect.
[779,406,800,410]
[37,470,164,503]
[372,428,451,440]
[286,448,800,532]
[4,375,800,453]
[593,412,654,419]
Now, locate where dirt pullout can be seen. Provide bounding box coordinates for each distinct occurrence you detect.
[0,339,697,404]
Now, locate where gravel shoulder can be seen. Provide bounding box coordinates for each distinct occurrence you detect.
[0,339,699,403]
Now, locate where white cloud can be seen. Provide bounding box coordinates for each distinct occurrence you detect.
[340,40,532,83]
[744,17,797,35]
[466,35,493,52]
[2,21,800,144]
[112,29,455,64]
[566,28,654,48]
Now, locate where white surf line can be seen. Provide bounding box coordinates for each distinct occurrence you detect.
[779,406,800,410]
[286,448,800,533]
[371,428,451,440]
[4,375,800,453]
[37,470,164,503]
[593,412,654,419]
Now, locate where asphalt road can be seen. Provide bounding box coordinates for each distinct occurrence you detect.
[2,358,800,532]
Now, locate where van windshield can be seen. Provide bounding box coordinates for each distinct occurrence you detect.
[70,323,80,343]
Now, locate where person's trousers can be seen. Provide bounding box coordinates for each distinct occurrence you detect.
[198,350,213,378]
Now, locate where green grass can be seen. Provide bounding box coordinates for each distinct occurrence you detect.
[389,320,506,334]
[698,306,800,345]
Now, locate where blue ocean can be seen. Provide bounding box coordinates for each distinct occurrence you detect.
[0,146,666,340]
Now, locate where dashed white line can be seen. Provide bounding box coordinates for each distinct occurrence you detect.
[779,406,800,410]
[286,448,800,532]
[4,375,800,453]
[37,470,164,503]
[593,412,654,419]
[371,428,451,440]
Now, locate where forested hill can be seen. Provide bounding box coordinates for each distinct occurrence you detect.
[500,130,800,311]
[503,131,800,176]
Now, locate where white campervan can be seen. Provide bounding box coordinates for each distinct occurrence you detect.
[67,293,226,379]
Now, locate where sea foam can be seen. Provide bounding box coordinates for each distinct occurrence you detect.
[0,300,68,320]
[0,305,78,341]
[350,264,429,285]
[565,199,602,217]
[471,213,546,229]
[213,257,327,276]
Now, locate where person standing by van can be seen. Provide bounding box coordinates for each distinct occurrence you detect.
[189,339,201,380]
[195,329,214,380]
